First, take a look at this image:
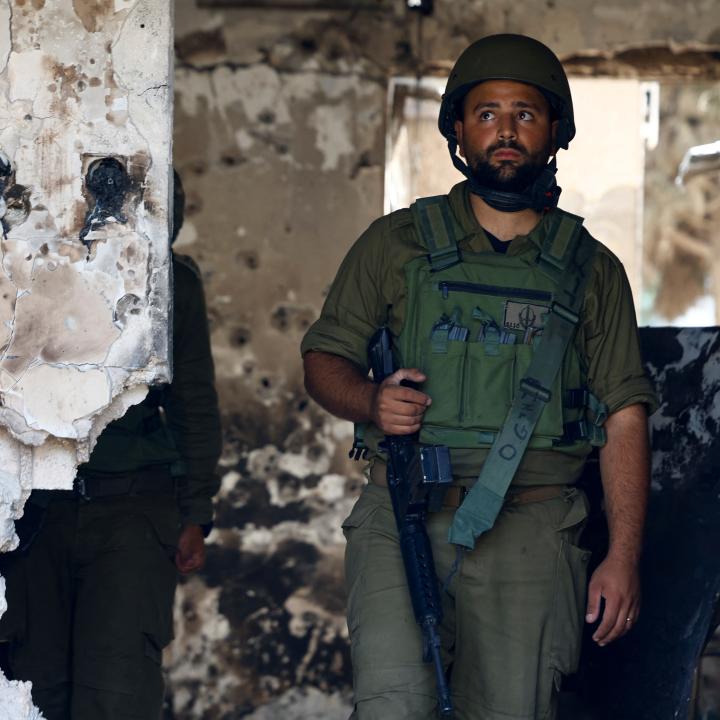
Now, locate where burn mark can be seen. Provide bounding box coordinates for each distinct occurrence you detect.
[175,28,227,64]
[200,540,351,694]
[113,293,143,328]
[0,154,31,236]
[80,157,131,246]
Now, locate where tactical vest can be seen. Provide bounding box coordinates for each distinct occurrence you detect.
[356,196,607,461]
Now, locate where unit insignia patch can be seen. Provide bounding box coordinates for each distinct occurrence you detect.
[503,301,549,332]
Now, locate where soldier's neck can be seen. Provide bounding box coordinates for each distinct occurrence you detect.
[469,193,542,242]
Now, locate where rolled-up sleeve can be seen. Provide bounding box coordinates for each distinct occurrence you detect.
[581,249,659,416]
[301,218,391,372]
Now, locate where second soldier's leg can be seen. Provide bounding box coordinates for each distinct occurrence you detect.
[3,498,76,720]
[71,494,179,720]
[343,482,455,720]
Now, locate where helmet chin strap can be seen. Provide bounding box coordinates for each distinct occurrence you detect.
[448,138,561,213]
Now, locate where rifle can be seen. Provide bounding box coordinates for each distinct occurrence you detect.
[367,327,454,718]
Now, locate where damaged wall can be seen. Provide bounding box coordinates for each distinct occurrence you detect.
[169,1,720,716]
[0,0,173,715]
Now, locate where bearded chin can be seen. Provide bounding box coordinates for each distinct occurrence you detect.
[469,156,550,193]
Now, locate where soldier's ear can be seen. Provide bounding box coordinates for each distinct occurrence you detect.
[454,119,466,158]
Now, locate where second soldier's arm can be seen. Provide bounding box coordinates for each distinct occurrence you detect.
[303,350,431,435]
[165,255,223,573]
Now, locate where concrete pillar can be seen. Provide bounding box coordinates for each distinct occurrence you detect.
[0,1,173,713]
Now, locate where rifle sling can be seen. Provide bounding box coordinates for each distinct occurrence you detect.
[447,213,596,550]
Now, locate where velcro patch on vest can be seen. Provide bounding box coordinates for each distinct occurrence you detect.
[503,301,550,332]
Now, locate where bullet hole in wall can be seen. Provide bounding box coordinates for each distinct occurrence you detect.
[307,444,324,461]
[351,151,373,179]
[271,306,289,331]
[258,110,276,125]
[299,38,317,53]
[80,157,132,246]
[240,252,259,270]
[185,192,203,216]
[221,150,246,167]
[113,293,143,327]
[188,160,207,176]
[271,305,313,333]
[231,326,251,347]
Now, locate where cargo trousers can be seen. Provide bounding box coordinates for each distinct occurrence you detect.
[0,491,180,720]
[342,480,591,720]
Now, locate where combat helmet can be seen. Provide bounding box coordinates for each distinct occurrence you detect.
[439,34,574,212]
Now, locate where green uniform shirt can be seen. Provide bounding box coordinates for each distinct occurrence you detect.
[81,253,222,525]
[302,182,658,483]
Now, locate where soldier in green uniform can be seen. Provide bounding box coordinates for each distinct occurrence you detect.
[0,171,222,720]
[302,35,657,719]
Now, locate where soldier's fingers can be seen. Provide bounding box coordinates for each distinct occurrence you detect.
[592,594,619,645]
[605,603,633,643]
[585,582,602,624]
[390,367,427,385]
[384,385,431,406]
[384,421,422,435]
[381,399,429,418]
[383,411,424,425]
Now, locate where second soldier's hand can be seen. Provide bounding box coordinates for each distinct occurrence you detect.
[371,368,431,435]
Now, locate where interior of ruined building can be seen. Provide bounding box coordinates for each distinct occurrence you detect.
[166,2,720,717]
[0,0,719,718]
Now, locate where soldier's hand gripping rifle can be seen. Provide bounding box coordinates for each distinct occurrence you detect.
[368,327,454,719]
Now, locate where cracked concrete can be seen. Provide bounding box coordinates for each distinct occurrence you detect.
[0,0,172,714]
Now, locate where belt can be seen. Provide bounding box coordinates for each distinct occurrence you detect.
[368,469,566,510]
[440,483,566,509]
[73,466,175,500]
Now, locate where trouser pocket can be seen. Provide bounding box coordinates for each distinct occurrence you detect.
[139,501,181,652]
[550,490,592,676]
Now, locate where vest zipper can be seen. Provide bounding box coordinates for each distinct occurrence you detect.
[438,281,552,302]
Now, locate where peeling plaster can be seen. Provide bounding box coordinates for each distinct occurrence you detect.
[0,0,172,714]
[310,104,354,171]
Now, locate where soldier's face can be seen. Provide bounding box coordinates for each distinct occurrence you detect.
[454,80,557,192]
